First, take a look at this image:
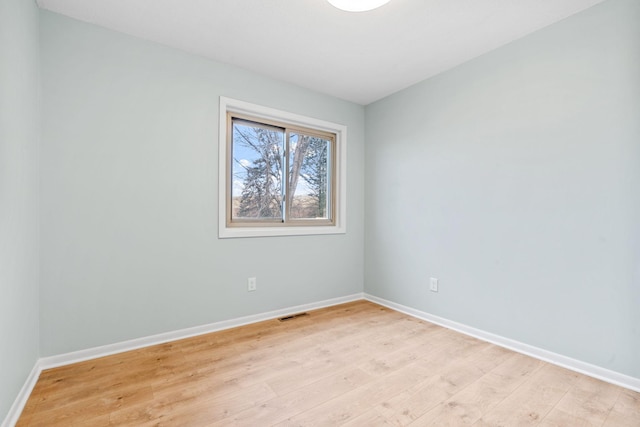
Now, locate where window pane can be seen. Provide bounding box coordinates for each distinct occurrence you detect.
[231,120,284,220]
[288,133,331,220]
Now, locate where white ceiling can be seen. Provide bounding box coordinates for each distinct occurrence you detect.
[36,0,606,105]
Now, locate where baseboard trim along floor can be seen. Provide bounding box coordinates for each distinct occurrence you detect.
[1,363,41,427]
[2,293,363,427]
[4,291,639,426]
[364,294,640,394]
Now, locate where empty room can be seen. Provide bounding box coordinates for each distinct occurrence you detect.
[1,0,639,425]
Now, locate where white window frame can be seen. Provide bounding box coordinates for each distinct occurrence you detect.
[219,97,347,238]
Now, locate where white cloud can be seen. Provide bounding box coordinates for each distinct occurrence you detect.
[233,179,244,194]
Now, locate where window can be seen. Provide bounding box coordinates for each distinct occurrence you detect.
[219,97,346,238]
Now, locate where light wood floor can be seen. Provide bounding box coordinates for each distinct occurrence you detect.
[17,300,640,426]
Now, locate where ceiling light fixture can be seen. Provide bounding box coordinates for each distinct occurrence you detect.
[327,0,392,12]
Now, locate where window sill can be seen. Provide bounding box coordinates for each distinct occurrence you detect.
[219,223,346,239]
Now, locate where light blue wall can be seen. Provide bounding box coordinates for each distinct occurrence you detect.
[365,0,640,378]
[39,11,365,356]
[0,0,41,421]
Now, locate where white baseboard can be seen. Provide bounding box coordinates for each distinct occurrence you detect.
[364,293,640,393]
[39,293,364,370]
[1,361,42,427]
[5,291,638,427]
[1,293,363,427]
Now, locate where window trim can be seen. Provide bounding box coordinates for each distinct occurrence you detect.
[219,97,347,238]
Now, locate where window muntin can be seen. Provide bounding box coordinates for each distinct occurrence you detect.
[228,114,335,226]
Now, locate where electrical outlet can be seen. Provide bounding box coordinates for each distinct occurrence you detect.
[247,277,257,292]
[430,277,438,292]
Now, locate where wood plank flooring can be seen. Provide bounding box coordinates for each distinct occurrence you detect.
[16,300,640,426]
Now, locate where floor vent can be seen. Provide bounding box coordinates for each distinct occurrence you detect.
[278,312,309,322]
